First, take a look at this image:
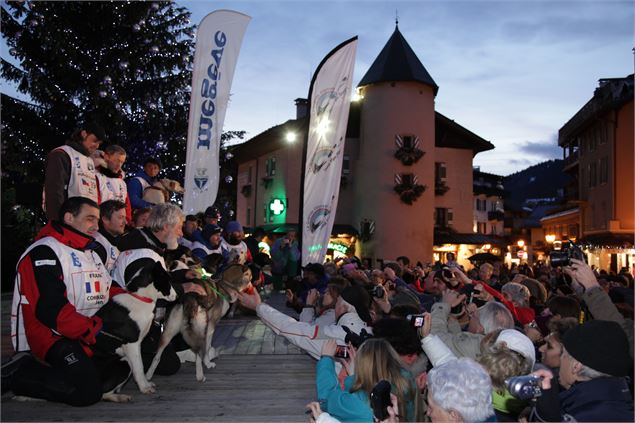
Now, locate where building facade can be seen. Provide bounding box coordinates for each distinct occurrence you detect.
[233,26,495,266]
[547,74,634,272]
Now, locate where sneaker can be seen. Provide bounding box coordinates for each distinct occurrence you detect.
[1,352,33,394]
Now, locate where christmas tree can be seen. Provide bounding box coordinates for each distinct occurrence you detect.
[1,0,195,185]
[1,0,197,290]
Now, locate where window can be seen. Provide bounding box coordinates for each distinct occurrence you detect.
[599,122,607,145]
[342,155,351,175]
[400,135,414,149]
[589,162,597,187]
[435,162,447,182]
[266,157,277,176]
[475,198,487,211]
[263,204,267,223]
[435,208,453,228]
[589,131,597,152]
[600,157,608,184]
[401,173,414,186]
[477,222,487,234]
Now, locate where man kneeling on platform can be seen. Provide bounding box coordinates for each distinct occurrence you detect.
[3,197,130,406]
[238,283,373,361]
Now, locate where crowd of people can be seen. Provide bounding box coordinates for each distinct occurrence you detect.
[2,122,634,422]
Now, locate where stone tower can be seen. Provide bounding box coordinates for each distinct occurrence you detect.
[352,26,439,263]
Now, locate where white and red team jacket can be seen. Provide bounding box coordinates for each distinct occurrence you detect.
[11,222,124,360]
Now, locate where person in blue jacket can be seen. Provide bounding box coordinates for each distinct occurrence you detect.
[316,338,416,422]
[127,157,161,210]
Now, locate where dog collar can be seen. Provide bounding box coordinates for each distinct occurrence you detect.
[130,292,153,303]
[209,285,230,302]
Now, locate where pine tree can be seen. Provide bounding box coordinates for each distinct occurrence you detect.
[1,0,195,186]
[1,1,197,290]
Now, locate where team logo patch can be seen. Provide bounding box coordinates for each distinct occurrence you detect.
[307,206,331,233]
[35,259,56,266]
[73,156,81,169]
[194,168,209,190]
[64,352,79,365]
[70,252,81,267]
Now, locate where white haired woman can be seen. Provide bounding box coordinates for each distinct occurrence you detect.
[426,357,496,422]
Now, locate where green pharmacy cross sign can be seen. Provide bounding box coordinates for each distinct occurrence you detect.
[269,198,285,215]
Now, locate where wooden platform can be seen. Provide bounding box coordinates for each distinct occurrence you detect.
[1,292,318,421]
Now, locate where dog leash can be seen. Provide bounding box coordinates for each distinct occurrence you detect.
[209,284,230,302]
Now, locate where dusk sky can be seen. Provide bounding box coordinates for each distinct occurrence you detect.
[183,0,634,175]
[1,1,632,176]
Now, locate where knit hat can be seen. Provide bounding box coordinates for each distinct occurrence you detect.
[340,285,372,324]
[225,220,243,234]
[143,157,162,168]
[562,320,631,377]
[303,263,325,277]
[204,206,220,218]
[82,121,108,142]
[202,224,222,241]
[496,329,536,368]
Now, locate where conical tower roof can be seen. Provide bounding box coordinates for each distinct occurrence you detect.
[358,26,438,95]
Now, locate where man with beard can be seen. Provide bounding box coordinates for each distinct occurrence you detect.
[44,122,105,221]
[115,203,205,375]
[93,200,126,272]
[93,145,131,222]
[5,197,129,406]
[220,221,252,265]
[178,214,199,249]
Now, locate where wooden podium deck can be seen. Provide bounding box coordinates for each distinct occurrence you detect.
[1,293,318,422]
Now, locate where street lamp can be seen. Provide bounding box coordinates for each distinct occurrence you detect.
[517,240,525,248]
[285,132,297,143]
[545,234,556,244]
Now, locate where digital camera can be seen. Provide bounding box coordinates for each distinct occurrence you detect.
[406,314,425,328]
[366,284,385,299]
[549,239,586,268]
[334,345,348,359]
[505,375,542,400]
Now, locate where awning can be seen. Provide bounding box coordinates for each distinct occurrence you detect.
[434,231,507,246]
[579,233,634,248]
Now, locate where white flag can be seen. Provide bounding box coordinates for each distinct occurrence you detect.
[183,10,250,214]
[302,37,357,266]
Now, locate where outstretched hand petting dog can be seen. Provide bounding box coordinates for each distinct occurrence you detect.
[237,287,262,311]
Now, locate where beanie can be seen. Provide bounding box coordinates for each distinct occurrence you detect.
[202,224,222,241]
[340,285,372,324]
[562,320,631,377]
[225,220,243,234]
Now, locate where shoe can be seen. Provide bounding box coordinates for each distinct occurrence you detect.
[1,352,33,394]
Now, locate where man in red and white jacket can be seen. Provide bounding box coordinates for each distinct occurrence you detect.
[7,197,128,406]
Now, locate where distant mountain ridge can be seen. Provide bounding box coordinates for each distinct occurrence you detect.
[503,159,571,211]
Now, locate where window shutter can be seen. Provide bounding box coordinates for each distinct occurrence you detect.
[448,208,454,226]
[271,157,277,175]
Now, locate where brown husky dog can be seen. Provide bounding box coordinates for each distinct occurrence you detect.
[145,263,252,382]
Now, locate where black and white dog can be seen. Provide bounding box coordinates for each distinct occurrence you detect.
[94,260,177,400]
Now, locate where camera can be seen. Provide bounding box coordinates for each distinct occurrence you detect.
[367,284,385,299]
[334,345,349,359]
[505,375,542,400]
[406,314,425,328]
[370,380,392,421]
[549,239,586,268]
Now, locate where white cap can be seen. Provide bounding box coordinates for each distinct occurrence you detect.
[496,329,536,368]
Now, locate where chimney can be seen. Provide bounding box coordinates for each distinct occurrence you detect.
[294,98,308,119]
